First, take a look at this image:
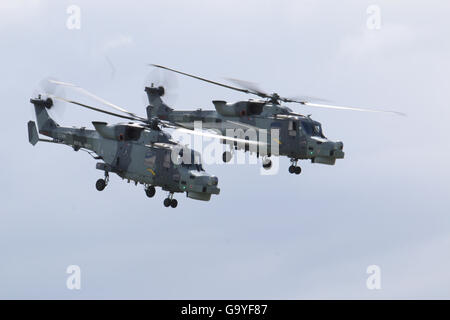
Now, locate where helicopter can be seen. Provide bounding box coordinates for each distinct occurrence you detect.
[27,81,261,208]
[148,64,405,175]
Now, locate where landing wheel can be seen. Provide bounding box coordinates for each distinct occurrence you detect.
[96,179,106,191]
[163,198,171,207]
[222,151,232,163]
[288,165,295,174]
[170,199,178,208]
[295,166,302,175]
[145,186,156,198]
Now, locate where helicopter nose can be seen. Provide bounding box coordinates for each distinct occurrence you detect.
[330,141,345,159]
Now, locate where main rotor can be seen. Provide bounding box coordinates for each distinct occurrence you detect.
[150,64,406,116]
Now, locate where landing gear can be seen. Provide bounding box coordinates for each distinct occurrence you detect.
[145,185,156,198]
[262,157,272,170]
[96,171,109,191]
[96,179,106,191]
[289,159,302,175]
[164,192,178,208]
[222,151,232,163]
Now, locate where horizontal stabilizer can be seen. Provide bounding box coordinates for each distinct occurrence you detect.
[28,121,39,146]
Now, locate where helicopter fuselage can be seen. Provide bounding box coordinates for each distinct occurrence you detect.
[29,98,220,202]
[156,101,344,165]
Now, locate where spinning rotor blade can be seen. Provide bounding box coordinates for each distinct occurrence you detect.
[224,78,269,98]
[150,64,252,95]
[225,78,334,105]
[48,95,141,122]
[49,79,148,121]
[151,65,405,116]
[151,65,329,102]
[283,95,330,103]
[298,101,406,116]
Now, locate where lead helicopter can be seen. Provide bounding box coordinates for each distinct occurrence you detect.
[148,65,405,175]
[27,80,260,208]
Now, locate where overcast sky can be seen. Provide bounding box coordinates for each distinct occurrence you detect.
[1,0,450,299]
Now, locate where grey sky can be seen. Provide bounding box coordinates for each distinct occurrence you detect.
[1,0,449,299]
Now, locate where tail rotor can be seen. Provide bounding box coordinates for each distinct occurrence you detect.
[32,77,67,121]
[142,67,178,107]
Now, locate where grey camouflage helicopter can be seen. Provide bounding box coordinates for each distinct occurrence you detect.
[149,65,405,175]
[27,81,258,208]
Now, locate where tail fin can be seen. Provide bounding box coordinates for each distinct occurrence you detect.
[30,97,59,136]
[145,86,173,120]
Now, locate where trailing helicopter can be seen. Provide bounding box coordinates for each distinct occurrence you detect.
[148,64,405,175]
[27,80,260,208]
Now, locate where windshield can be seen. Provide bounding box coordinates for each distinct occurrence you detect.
[301,121,325,138]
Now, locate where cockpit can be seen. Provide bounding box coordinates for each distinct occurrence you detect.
[301,120,325,138]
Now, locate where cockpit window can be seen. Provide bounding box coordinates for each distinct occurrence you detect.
[301,121,313,135]
[301,121,325,138]
[314,125,321,135]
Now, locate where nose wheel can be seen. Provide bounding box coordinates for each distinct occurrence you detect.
[96,172,109,191]
[289,159,302,175]
[164,192,178,208]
